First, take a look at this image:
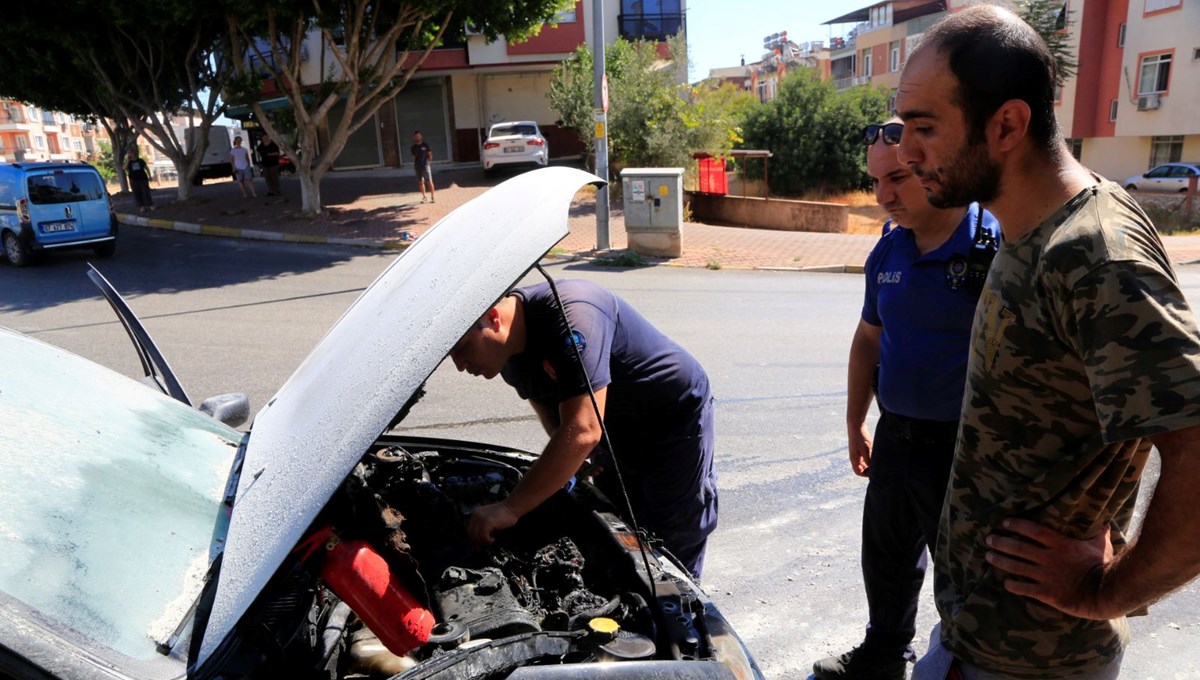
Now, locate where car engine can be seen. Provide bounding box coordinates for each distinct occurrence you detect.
[214,438,736,680]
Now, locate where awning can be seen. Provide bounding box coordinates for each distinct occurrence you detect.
[225,97,292,119]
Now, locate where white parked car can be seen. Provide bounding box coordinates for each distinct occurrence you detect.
[482,121,549,175]
[1123,162,1200,193]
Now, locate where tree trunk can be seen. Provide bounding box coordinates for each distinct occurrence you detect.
[174,173,194,200]
[299,169,322,214]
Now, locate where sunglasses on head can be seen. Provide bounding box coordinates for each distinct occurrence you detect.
[863,122,903,146]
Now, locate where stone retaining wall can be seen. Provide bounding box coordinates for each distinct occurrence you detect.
[686,192,849,233]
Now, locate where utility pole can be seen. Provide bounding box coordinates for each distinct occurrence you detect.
[592,0,611,250]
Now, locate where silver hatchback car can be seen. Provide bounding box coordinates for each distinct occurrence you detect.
[1123,162,1200,193]
[482,121,549,175]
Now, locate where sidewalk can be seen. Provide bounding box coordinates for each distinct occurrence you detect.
[113,165,1200,270]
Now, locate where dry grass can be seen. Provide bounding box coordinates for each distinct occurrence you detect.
[801,189,887,235]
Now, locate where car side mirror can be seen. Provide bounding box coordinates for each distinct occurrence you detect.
[199,393,251,428]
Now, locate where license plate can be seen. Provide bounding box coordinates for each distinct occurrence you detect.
[504,146,523,153]
[41,221,76,233]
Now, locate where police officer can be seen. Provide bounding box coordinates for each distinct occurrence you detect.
[813,119,998,680]
[449,279,718,578]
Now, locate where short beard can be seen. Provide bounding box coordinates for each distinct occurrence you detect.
[924,140,1001,209]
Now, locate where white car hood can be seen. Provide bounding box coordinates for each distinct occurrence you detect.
[195,166,603,667]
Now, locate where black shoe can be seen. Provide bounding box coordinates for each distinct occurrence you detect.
[813,644,907,680]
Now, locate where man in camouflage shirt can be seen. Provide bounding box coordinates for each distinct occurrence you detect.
[895,6,1200,679]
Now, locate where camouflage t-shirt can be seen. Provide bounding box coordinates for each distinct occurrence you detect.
[936,181,1200,678]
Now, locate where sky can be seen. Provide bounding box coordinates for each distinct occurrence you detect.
[684,0,872,81]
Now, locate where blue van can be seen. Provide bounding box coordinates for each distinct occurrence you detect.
[0,162,118,267]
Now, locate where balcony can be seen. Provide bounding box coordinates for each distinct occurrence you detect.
[617,12,685,42]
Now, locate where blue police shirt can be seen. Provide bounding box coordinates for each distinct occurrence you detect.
[862,203,999,422]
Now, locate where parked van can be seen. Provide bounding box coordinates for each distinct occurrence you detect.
[0,162,118,267]
[185,125,237,185]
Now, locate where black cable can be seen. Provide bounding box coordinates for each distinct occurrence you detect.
[534,266,660,602]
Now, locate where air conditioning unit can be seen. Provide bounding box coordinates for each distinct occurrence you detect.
[1137,93,1161,111]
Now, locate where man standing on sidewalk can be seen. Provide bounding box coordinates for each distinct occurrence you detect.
[411,130,435,203]
[257,133,282,196]
[814,119,998,680]
[894,6,1200,678]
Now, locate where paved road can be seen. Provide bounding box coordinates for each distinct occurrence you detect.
[2,226,1198,678]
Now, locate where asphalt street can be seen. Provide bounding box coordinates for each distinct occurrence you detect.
[2,226,1198,678]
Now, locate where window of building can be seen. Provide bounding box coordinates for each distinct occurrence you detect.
[618,0,683,41]
[1065,138,1083,160]
[1144,0,1182,13]
[1117,23,1126,47]
[1150,135,1183,167]
[73,139,83,151]
[889,41,901,72]
[1109,99,1118,122]
[34,135,44,150]
[1138,52,1172,94]
[553,5,577,22]
[15,135,27,150]
[863,51,872,77]
[1194,47,1200,61]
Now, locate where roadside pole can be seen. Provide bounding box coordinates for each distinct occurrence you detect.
[592,0,611,250]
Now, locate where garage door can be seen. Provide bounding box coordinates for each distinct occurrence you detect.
[329,101,382,169]
[393,78,450,165]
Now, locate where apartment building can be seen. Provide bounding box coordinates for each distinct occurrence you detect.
[749,37,831,102]
[229,0,686,170]
[824,0,1199,183]
[1052,0,1200,182]
[0,100,108,164]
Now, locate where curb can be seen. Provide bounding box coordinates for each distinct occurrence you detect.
[118,213,411,251]
[117,213,868,273]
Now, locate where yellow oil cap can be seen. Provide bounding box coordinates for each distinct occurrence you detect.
[587,617,620,642]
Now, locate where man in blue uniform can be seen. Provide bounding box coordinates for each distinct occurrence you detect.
[813,120,999,679]
[449,279,718,578]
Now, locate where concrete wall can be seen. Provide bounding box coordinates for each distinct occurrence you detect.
[1082,135,1150,181]
[687,192,849,233]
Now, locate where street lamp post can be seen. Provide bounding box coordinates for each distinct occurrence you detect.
[592,0,610,250]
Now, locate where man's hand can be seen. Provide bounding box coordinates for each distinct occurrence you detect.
[468,501,519,547]
[985,518,1116,620]
[848,422,872,476]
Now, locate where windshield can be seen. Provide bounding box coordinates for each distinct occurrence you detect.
[26,170,105,204]
[491,124,539,138]
[0,329,238,664]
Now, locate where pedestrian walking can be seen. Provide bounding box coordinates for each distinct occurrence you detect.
[230,136,256,198]
[894,6,1200,678]
[813,119,998,680]
[125,149,154,213]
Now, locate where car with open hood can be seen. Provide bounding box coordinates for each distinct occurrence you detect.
[0,167,763,680]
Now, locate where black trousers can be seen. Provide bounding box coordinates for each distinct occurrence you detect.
[131,178,153,208]
[860,410,956,656]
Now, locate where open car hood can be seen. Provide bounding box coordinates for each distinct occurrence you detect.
[195,167,604,667]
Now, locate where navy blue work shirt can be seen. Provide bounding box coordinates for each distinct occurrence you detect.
[863,203,999,422]
[501,280,711,441]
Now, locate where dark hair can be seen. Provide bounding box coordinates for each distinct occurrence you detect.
[917,5,1060,149]
[413,130,421,135]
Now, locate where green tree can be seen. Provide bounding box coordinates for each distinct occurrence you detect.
[1018,0,1078,87]
[223,0,568,215]
[548,32,749,175]
[95,140,117,182]
[739,70,890,195]
[0,0,232,199]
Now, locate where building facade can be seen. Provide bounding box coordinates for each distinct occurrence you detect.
[823,0,1199,183]
[0,100,108,165]
[234,0,685,170]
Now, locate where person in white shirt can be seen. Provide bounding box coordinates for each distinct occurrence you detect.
[229,136,256,198]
